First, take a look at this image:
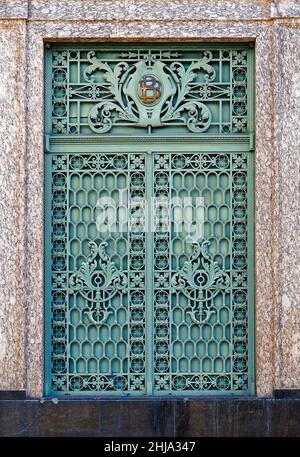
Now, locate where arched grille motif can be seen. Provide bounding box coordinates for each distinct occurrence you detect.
[45,44,254,396]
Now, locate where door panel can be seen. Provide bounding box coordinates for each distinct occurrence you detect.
[152,151,252,393]
[47,152,147,394]
[45,149,253,395]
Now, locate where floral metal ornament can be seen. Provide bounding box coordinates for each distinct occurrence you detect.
[171,240,230,324]
[49,46,250,135]
[69,241,127,325]
[84,51,214,133]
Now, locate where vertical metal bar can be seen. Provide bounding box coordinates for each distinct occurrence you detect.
[127,157,131,392]
[66,155,70,385]
[44,153,52,395]
[66,50,69,135]
[248,46,256,394]
[44,47,53,395]
[230,50,233,133]
[145,150,154,395]
[247,150,255,394]
[220,50,223,134]
[44,45,52,135]
[77,100,80,133]
[247,45,255,134]
[229,152,234,390]
[168,154,172,391]
[77,52,80,83]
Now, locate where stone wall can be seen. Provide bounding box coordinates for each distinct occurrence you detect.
[0,0,299,397]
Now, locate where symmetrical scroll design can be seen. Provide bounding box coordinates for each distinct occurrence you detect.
[85,51,213,133]
[69,241,127,325]
[171,241,230,324]
[48,46,250,135]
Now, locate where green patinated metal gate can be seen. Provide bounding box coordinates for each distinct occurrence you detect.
[44,44,254,396]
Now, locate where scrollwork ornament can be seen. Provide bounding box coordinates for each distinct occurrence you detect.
[51,46,250,135]
[69,241,127,325]
[84,51,215,133]
[171,240,230,324]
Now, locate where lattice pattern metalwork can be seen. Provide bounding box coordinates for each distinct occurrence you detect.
[49,153,147,393]
[47,45,251,136]
[47,150,252,395]
[153,152,251,392]
[45,44,254,396]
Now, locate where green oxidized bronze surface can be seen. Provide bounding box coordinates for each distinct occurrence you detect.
[48,46,250,135]
[45,44,254,396]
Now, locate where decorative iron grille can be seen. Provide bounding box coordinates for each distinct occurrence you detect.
[48,45,251,136]
[45,44,254,396]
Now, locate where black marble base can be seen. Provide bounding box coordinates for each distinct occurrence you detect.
[274,389,300,399]
[0,396,299,437]
[0,391,26,400]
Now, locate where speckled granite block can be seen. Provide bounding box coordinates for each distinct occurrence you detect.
[25,24,44,398]
[271,1,300,18]
[274,24,300,389]
[0,22,26,390]
[1,1,300,21]
[0,1,28,19]
[254,26,278,397]
[27,0,271,21]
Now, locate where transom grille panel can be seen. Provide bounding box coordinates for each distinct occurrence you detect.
[46,44,253,136]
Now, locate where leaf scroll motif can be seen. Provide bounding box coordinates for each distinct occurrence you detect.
[162,53,215,115]
[83,51,215,133]
[171,240,230,324]
[84,51,138,132]
[69,241,127,325]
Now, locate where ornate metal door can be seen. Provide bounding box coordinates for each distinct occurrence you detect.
[45,44,254,396]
